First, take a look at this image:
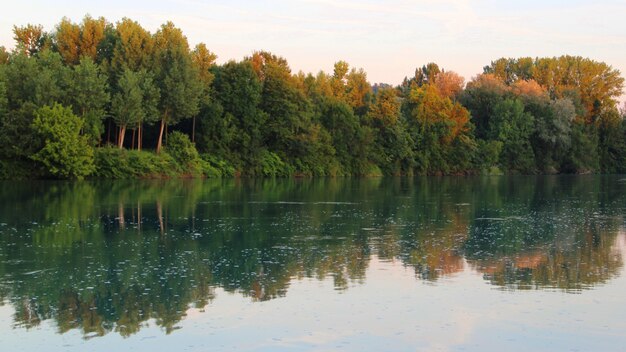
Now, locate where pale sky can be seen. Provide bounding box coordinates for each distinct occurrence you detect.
[2,0,625,101]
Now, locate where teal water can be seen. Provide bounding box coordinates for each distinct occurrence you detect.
[0,176,625,351]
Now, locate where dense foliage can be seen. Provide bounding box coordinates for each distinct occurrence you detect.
[0,16,624,179]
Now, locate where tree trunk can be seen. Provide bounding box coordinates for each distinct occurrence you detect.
[156,119,166,153]
[131,129,136,149]
[138,124,142,151]
[118,125,126,149]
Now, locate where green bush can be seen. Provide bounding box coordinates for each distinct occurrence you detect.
[259,150,294,177]
[30,104,95,179]
[93,147,179,178]
[166,131,200,166]
[201,154,235,177]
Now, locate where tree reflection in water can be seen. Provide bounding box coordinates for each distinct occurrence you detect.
[0,176,623,336]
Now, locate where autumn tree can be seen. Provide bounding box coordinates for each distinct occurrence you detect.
[110,18,153,72]
[53,16,108,65]
[404,84,474,174]
[54,17,81,64]
[13,24,49,57]
[434,71,464,100]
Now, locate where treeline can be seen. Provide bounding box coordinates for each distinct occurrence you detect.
[0,16,624,179]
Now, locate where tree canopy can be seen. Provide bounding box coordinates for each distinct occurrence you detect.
[0,15,624,179]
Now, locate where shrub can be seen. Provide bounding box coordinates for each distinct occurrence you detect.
[30,104,95,179]
[94,147,179,178]
[166,131,199,166]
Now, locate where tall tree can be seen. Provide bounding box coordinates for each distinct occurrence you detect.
[111,18,153,72]
[210,61,266,169]
[345,67,371,115]
[0,47,9,65]
[79,16,107,61]
[191,43,217,142]
[13,24,48,57]
[489,99,535,172]
[54,17,81,64]
[111,69,143,148]
[66,57,110,145]
[111,69,159,150]
[152,22,201,153]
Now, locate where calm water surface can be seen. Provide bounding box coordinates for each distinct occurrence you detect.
[1,176,625,351]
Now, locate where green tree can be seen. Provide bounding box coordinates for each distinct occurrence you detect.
[191,43,217,142]
[0,47,9,65]
[368,87,413,174]
[597,108,626,173]
[531,98,575,172]
[0,50,68,171]
[152,22,201,153]
[30,104,95,179]
[111,68,160,150]
[111,68,143,148]
[66,57,110,145]
[210,61,266,171]
[489,99,535,172]
[461,73,508,139]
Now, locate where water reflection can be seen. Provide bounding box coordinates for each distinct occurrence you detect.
[0,176,624,337]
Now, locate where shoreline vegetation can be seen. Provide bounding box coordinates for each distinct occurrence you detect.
[0,16,624,180]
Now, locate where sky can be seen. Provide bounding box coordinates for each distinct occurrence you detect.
[1,0,625,102]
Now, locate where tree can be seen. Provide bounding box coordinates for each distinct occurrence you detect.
[345,67,371,114]
[66,57,110,145]
[79,16,107,61]
[434,71,464,100]
[414,62,441,86]
[597,108,626,172]
[13,24,48,57]
[111,68,159,149]
[368,87,413,174]
[191,43,217,142]
[331,60,349,100]
[209,61,266,170]
[111,18,153,72]
[461,73,509,139]
[54,17,81,64]
[152,22,201,153]
[485,56,624,123]
[30,104,95,179]
[54,16,108,65]
[0,51,69,170]
[404,84,474,174]
[531,98,575,171]
[111,69,143,148]
[489,99,535,172]
[0,47,9,64]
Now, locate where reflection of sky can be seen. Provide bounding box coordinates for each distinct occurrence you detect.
[1,0,625,103]
[3,231,626,352]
